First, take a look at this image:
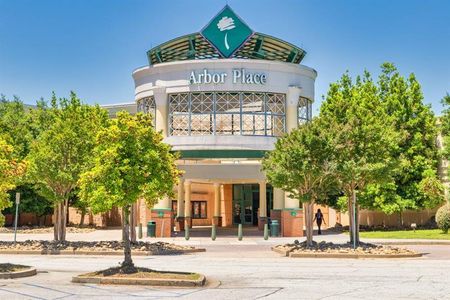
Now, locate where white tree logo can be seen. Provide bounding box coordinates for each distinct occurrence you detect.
[217,16,236,50]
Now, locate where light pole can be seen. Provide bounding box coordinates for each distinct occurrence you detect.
[13,192,20,245]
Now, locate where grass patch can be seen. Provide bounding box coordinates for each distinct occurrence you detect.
[80,267,201,280]
[0,263,31,273]
[358,229,450,240]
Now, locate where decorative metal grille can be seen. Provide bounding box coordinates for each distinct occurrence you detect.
[298,97,312,125]
[168,92,286,137]
[137,96,156,125]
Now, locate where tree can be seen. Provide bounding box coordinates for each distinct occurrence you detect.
[359,63,443,224]
[320,70,399,246]
[262,119,337,246]
[79,111,180,272]
[440,93,450,139]
[3,186,53,226]
[27,92,108,241]
[68,189,91,227]
[0,95,34,160]
[0,138,26,226]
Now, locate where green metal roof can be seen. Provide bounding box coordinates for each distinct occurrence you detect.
[147,32,306,65]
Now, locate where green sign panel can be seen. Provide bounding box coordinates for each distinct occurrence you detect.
[201,5,253,58]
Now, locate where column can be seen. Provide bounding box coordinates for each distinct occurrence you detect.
[184,180,192,228]
[284,193,300,209]
[153,86,168,137]
[270,188,284,229]
[286,86,301,133]
[258,181,267,230]
[150,196,172,238]
[175,178,185,231]
[152,196,170,209]
[213,183,222,227]
[273,188,285,210]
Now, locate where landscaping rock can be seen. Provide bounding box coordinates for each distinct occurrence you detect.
[0,240,200,255]
[273,240,418,257]
[0,226,96,234]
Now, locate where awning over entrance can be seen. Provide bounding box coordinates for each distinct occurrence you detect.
[178,163,265,183]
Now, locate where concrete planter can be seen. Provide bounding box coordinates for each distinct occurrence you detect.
[0,268,37,279]
[0,248,205,256]
[72,273,206,287]
[288,252,423,259]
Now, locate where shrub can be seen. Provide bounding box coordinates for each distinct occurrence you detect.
[435,203,450,234]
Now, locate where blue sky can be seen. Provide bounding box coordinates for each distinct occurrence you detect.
[0,0,449,114]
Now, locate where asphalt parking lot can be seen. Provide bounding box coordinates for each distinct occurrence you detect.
[0,241,449,299]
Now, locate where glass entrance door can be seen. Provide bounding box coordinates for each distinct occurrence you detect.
[233,184,257,225]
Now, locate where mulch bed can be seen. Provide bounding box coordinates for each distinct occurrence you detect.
[0,226,96,234]
[0,263,37,279]
[0,263,30,273]
[81,267,201,280]
[274,240,419,257]
[73,266,206,286]
[0,240,202,255]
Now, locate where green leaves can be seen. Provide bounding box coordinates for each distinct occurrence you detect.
[318,63,442,215]
[26,92,109,203]
[363,63,442,213]
[263,119,337,204]
[320,68,400,200]
[79,111,180,214]
[0,138,26,226]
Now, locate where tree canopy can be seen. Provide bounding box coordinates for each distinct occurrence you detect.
[319,69,400,244]
[79,111,180,271]
[0,138,26,226]
[26,92,109,240]
[263,118,337,246]
[360,63,443,219]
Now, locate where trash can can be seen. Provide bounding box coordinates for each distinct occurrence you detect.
[270,220,280,237]
[147,221,156,237]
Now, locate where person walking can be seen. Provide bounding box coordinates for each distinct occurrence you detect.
[313,209,326,235]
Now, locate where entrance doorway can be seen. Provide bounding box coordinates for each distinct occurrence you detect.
[232,184,273,225]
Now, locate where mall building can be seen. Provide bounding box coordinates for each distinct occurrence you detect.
[84,6,437,236]
[121,5,327,237]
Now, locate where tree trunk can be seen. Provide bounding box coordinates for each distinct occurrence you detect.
[304,201,314,247]
[58,202,63,241]
[350,190,360,247]
[130,203,136,243]
[347,196,353,244]
[53,203,59,241]
[121,205,135,273]
[60,199,68,241]
[355,203,360,246]
[397,211,404,228]
[79,210,86,227]
[121,208,126,241]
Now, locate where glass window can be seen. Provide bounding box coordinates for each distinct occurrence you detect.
[168,92,286,137]
[172,200,177,214]
[191,201,207,219]
[137,96,156,125]
[298,97,312,125]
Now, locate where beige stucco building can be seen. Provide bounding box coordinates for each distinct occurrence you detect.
[88,6,442,236]
[124,6,319,237]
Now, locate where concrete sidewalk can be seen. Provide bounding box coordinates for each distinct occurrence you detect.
[1,228,449,247]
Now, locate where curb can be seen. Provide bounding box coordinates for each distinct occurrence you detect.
[0,249,206,256]
[72,274,206,287]
[0,268,37,279]
[271,247,291,257]
[288,252,423,259]
[375,241,450,246]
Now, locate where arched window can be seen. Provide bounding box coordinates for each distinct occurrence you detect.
[298,97,312,125]
[137,96,156,125]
